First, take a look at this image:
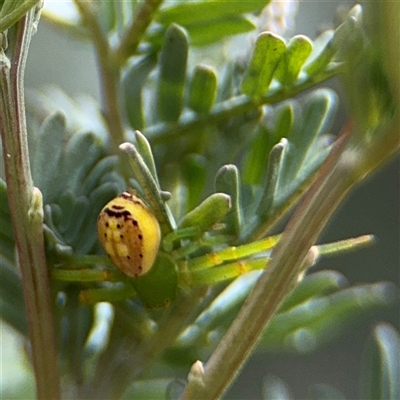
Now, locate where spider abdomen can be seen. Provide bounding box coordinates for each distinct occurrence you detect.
[97,192,161,277]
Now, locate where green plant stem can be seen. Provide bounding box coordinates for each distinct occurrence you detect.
[0,9,61,400]
[181,111,399,399]
[73,0,125,153]
[145,65,342,145]
[113,0,164,64]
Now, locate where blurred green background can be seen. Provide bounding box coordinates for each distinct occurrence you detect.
[1,1,398,398]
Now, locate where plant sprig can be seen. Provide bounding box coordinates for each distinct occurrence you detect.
[0,4,60,399]
[0,2,398,399]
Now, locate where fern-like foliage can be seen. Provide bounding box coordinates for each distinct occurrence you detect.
[0,2,398,399]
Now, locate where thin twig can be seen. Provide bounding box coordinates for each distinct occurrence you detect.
[145,65,343,145]
[0,8,60,400]
[113,0,164,64]
[73,0,125,152]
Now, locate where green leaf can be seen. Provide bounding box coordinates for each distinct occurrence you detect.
[305,8,361,77]
[188,65,217,113]
[181,273,260,337]
[252,89,337,233]
[123,55,157,130]
[274,35,313,86]
[183,154,207,211]
[282,89,337,180]
[214,164,242,238]
[134,130,160,189]
[216,62,235,102]
[178,193,231,234]
[242,123,271,185]
[260,283,399,353]
[187,16,255,47]
[179,270,348,352]
[272,102,295,142]
[156,23,188,123]
[340,4,394,136]
[0,0,41,32]
[241,32,286,97]
[250,138,286,228]
[120,142,175,235]
[242,103,294,185]
[278,270,348,314]
[362,324,400,400]
[156,1,271,26]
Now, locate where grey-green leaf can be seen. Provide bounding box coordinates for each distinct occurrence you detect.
[260,283,398,353]
[282,88,337,180]
[32,111,66,202]
[362,323,400,400]
[305,12,358,77]
[120,142,175,235]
